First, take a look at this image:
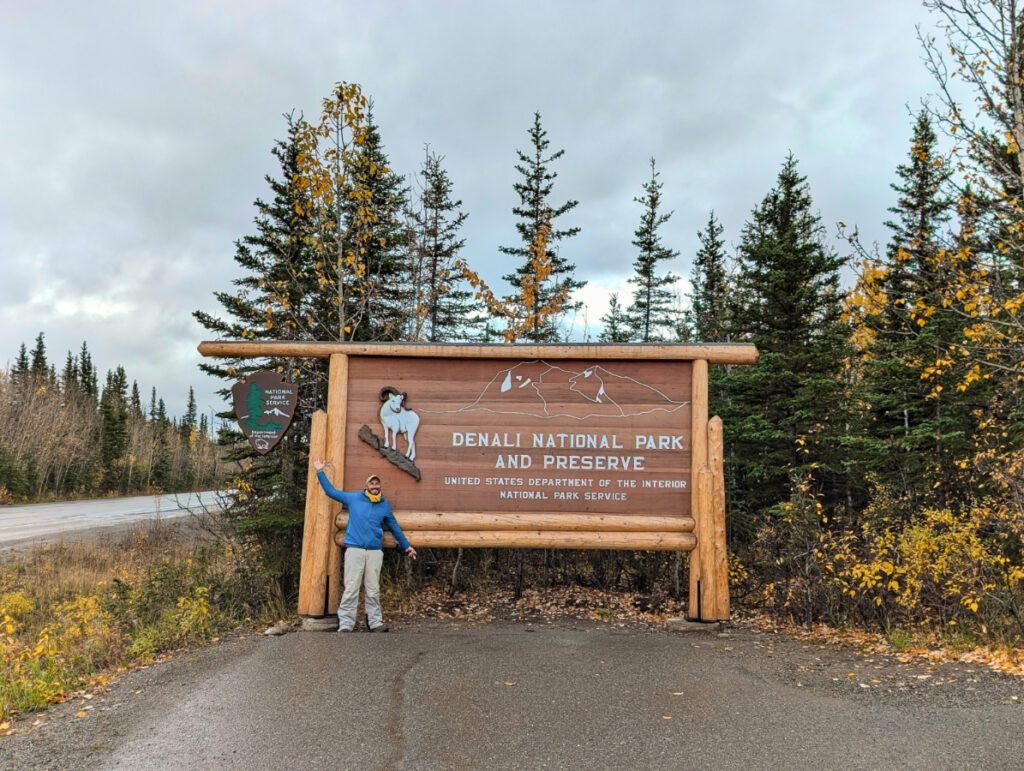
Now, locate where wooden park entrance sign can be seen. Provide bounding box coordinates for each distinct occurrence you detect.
[198,342,758,622]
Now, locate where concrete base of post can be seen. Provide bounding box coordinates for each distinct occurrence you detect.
[300,615,339,632]
[666,617,726,634]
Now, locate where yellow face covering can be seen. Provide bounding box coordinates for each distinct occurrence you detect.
[365,491,382,503]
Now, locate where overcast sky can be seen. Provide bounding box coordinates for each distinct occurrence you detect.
[0,1,942,421]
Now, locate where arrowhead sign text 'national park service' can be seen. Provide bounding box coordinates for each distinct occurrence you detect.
[232,371,298,455]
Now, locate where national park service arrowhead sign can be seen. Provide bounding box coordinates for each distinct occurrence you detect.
[232,371,298,455]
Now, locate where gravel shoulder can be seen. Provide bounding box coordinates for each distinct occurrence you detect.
[2,615,1021,771]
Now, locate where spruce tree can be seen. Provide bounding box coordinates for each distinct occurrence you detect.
[500,112,585,342]
[194,115,328,588]
[13,343,28,375]
[685,211,731,342]
[342,105,413,341]
[130,381,144,421]
[719,154,851,531]
[626,159,679,341]
[858,111,970,508]
[78,342,97,399]
[29,333,48,380]
[61,351,78,395]
[182,386,198,438]
[99,366,130,491]
[598,293,634,342]
[408,149,479,341]
[152,397,172,490]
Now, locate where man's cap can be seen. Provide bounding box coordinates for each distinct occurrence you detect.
[365,474,382,486]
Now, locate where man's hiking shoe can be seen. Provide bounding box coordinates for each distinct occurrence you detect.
[338,627,354,633]
[367,625,389,633]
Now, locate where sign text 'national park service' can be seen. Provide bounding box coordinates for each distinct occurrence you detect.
[232,371,298,455]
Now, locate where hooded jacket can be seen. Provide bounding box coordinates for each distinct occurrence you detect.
[316,470,411,552]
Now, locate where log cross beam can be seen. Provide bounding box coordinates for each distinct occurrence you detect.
[198,340,759,364]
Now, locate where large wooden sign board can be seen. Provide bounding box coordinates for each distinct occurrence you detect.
[345,357,692,517]
[197,342,759,623]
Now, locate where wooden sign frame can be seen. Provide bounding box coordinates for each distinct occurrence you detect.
[198,342,758,622]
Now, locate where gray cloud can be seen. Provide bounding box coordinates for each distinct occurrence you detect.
[1,1,938,416]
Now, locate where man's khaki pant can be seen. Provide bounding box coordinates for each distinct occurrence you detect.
[339,547,384,631]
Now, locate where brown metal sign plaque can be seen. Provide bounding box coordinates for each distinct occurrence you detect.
[344,357,692,517]
[232,370,298,455]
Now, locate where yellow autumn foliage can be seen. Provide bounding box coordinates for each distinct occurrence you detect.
[0,527,278,721]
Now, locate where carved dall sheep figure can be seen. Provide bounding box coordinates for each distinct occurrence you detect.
[379,386,420,461]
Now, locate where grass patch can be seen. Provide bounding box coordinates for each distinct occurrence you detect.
[0,522,281,721]
[888,628,914,652]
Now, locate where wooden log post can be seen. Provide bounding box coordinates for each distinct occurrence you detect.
[695,466,718,619]
[708,415,729,620]
[688,359,710,620]
[325,354,349,615]
[298,410,331,616]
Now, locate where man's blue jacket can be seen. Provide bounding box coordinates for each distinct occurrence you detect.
[317,470,411,552]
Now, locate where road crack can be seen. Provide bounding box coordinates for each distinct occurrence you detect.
[384,649,426,769]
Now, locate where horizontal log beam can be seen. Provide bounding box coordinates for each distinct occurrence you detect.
[335,511,694,533]
[198,341,758,365]
[333,529,696,551]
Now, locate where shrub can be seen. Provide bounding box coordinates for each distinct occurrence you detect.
[0,525,280,721]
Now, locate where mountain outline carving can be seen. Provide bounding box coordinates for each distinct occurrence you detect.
[422,360,689,421]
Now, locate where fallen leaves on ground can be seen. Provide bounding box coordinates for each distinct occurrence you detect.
[742,611,1024,678]
[389,585,687,628]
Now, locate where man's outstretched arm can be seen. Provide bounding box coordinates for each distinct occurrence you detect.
[312,458,357,506]
[383,510,417,559]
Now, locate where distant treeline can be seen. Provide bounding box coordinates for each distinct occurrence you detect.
[203,2,1024,644]
[0,335,220,503]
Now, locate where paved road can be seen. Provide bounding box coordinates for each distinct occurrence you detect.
[0,491,222,548]
[3,620,1022,770]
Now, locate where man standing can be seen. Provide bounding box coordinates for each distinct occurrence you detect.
[312,459,417,632]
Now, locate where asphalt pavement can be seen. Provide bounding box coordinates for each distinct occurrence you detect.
[0,491,222,549]
[3,620,1021,770]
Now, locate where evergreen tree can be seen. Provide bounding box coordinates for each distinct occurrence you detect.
[152,397,172,490]
[194,114,328,589]
[685,211,731,342]
[130,380,144,421]
[598,293,634,342]
[99,366,130,491]
[626,159,680,341]
[78,342,97,399]
[61,351,78,394]
[12,343,29,379]
[182,386,198,437]
[719,154,851,531]
[409,148,479,341]
[342,104,413,341]
[29,333,48,380]
[858,111,970,507]
[500,112,585,342]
